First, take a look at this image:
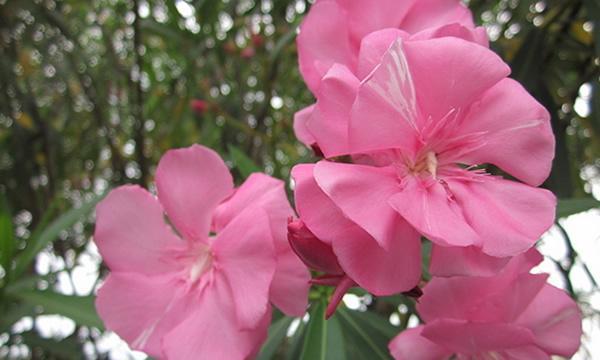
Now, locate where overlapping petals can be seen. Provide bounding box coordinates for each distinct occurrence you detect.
[94,145,308,359]
[389,250,582,359]
[297,0,477,94]
[292,35,555,261]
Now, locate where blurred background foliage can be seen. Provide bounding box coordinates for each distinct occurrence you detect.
[0,0,599,359]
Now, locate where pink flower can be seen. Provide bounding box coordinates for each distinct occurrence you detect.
[389,249,582,359]
[94,145,309,359]
[291,36,556,297]
[297,0,485,94]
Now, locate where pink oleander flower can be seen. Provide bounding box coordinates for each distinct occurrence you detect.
[389,249,582,360]
[296,0,484,94]
[94,145,309,359]
[291,34,556,296]
[294,0,488,149]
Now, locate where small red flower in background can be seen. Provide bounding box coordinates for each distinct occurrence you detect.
[190,99,208,115]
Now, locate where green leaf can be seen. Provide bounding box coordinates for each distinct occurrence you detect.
[300,301,346,360]
[337,308,393,360]
[13,193,105,278]
[0,193,15,272]
[7,289,103,329]
[557,197,600,218]
[228,144,261,178]
[21,331,82,359]
[257,316,294,360]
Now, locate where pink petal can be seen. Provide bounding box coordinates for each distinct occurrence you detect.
[308,64,360,158]
[332,218,421,295]
[297,0,356,94]
[313,161,402,250]
[94,185,185,275]
[403,37,509,124]
[401,0,475,34]
[389,176,479,248]
[430,244,510,277]
[516,284,582,357]
[293,105,317,147]
[212,206,276,329]
[458,78,554,186]
[213,173,310,316]
[292,164,345,245]
[336,0,415,45]
[418,271,548,324]
[356,28,408,79]
[292,163,421,294]
[389,326,453,360]
[410,23,488,47]
[95,273,186,358]
[349,39,421,155]
[503,346,551,360]
[421,319,536,355]
[269,249,310,316]
[162,278,271,360]
[446,175,556,257]
[156,145,233,243]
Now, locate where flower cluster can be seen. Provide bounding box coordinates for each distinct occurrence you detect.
[92,1,582,359]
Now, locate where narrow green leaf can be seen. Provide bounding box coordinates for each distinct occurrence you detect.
[7,289,103,329]
[13,193,105,278]
[228,144,261,178]
[557,197,600,218]
[337,308,393,360]
[300,302,346,360]
[257,316,294,360]
[300,302,328,360]
[21,331,81,359]
[0,193,15,271]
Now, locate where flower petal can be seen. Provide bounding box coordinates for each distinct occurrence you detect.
[297,0,355,94]
[389,325,453,360]
[458,78,554,186]
[293,163,420,294]
[213,206,276,329]
[162,278,271,360]
[213,173,310,316]
[308,64,360,158]
[389,176,479,248]
[401,0,475,34]
[410,23,488,47]
[446,175,556,257]
[421,319,536,355]
[356,28,407,79]
[404,37,509,124]
[349,39,421,155]
[94,185,185,275]
[429,244,510,277]
[293,105,317,148]
[516,284,582,357]
[95,273,186,358]
[156,145,233,243]
[313,161,402,250]
[337,0,415,45]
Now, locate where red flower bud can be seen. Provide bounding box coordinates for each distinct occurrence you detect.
[287,218,343,275]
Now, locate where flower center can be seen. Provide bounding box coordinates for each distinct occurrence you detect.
[408,150,438,178]
[187,245,213,283]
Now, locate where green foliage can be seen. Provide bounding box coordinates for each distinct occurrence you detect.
[557,197,600,218]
